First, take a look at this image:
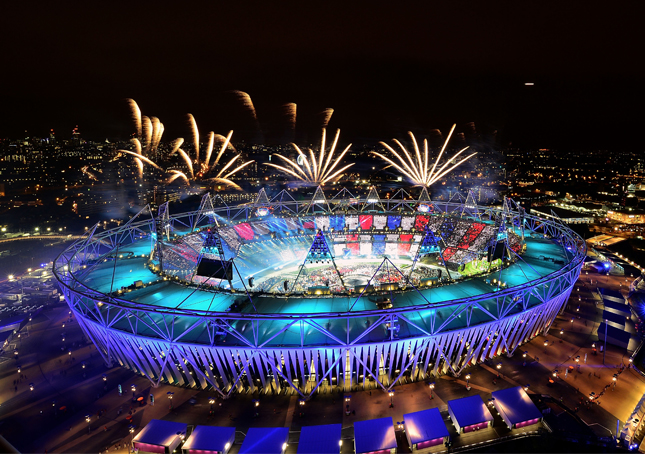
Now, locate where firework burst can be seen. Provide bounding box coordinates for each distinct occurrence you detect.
[372,124,477,188]
[265,128,354,185]
[166,115,254,190]
[118,99,254,189]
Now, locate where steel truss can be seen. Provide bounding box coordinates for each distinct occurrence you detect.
[54,189,585,398]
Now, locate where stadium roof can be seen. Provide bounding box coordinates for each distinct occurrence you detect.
[297,424,342,454]
[82,232,566,317]
[239,427,289,454]
[491,387,542,426]
[354,417,396,453]
[132,419,187,448]
[448,395,493,428]
[404,408,449,445]
[181,426,235,453]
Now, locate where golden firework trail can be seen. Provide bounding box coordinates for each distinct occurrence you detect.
[283,103,297,130]
[119,99,253,189]
[321,108,334,128]
[231,90,258,121]
[134,158,144,180]
[265,128,354,185]
[128,99,142,138]
[126,99,164,155]
[187,113,200,163]
[372,124,477,188]
[171,117,254,190]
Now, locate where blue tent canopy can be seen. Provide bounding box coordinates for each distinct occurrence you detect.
[354,417,396,453]
[297,424,342,454]
[491,386,542,426]
[133,419,188,448]
[239,427,289,454]
[404,408,449,445]
[447,395,493,428]
[181,426,235,453]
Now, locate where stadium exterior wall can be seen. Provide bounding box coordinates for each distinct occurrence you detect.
[70,290,571,399]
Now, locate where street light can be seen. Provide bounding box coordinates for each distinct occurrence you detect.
[613,374,617,390]
[429,382,435,399]
[560,329,564,339]
[129,425,135,450]
[465,374,471,390]
[389,390,395,408]
[496,362,502,378]
[29,383,34,391]
[524,384,530,391]
[543,340,549,352]
[85,415,91,433]
[575,355,580,371]
[102,374,107,382]
[167,391,174,409]
[209,397,215,413]
[253,399,260,407]
[17,365,21,374]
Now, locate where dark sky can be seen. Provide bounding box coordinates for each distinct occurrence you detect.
[0,1,642,150]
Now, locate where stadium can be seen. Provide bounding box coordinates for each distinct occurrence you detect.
[53,188,585,399]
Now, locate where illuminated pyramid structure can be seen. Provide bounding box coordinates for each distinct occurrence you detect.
[418,186,431,203]
[191,228,238,290]
[418,227,442,255]
[461,189,480,219]
[307,186,330,213]
[290,229,346,293]
[253,188,271,217]
[305,230,334,263]
[195,193,218,229]
[408,226,452,280]
[254,188,270,207]
[200,228,225,259]
[362,186,385,211]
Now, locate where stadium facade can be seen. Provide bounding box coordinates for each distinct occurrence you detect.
[54,188,585,399]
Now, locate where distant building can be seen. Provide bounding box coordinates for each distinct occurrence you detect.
[531,206,594,224]
[607,210,645,224]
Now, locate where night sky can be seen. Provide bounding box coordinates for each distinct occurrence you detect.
[1,2,643,150]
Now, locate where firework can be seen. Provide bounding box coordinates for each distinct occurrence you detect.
[126,99,164,155]
[265,128,354,185]
[283,103,297,130]
[127,99,142,138]
[231,90,258,121]
[372,124,477,187]
[134,158,144,180]
[188,114,200,163]
[170,117,254,190]
[321,108,334,128]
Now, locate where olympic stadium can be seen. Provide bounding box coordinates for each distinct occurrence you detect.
[53,188,585,399]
